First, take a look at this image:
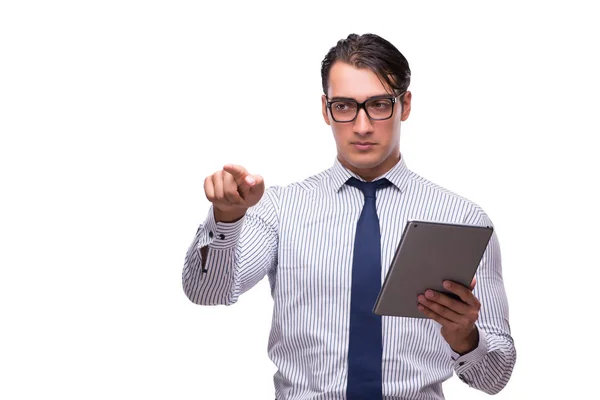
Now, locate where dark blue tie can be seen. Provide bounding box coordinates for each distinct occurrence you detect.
[345,177,391,399]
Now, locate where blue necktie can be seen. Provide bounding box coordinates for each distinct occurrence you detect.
[345,177,391,399]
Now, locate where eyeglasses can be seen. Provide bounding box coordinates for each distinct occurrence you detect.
[326,92,405,123]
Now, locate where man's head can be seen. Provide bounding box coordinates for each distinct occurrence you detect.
[321,33,412,181]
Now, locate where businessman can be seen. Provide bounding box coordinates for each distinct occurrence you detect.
[183,33,516,399]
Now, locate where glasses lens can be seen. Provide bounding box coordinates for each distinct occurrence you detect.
[331,101,358,122]
[366,99,394,120]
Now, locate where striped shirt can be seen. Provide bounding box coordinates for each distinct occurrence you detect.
[183,155,516,399]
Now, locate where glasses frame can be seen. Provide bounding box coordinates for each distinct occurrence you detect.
[325,92,406,123]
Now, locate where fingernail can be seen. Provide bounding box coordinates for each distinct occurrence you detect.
[245,176,255,185]
[443,281,451,289]
[425,290,434,298]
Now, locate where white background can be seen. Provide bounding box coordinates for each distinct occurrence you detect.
[1,1,598,398]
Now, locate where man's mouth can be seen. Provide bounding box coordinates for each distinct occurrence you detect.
[351,142,377,150]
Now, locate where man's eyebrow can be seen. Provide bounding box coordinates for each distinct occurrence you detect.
[329,94,394,102]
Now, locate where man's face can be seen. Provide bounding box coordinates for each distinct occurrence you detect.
[321,61,411,181]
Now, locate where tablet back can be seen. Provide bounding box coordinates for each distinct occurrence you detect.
[373,220,493,318]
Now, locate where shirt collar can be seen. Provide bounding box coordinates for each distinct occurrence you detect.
[329,154,412,194]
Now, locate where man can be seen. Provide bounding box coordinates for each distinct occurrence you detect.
[183,33,516,399]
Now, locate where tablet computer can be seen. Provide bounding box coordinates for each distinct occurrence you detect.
[373,220,493,318]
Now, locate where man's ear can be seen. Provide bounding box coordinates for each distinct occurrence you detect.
[322,95,331,125]
[400,91,412,121]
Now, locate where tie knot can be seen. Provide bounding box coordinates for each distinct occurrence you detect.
[345,177,391,199]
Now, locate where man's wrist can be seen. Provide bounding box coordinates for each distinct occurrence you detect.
[451,326,479,355]
[213,207,247,223]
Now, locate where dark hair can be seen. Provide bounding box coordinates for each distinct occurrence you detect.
[321,33,411,96]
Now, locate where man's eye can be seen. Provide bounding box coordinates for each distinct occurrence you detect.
[334,102,356,112]
[371,101,391,109]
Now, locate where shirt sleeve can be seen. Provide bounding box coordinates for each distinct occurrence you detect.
[182,186,279,306]
[446,210,517,394]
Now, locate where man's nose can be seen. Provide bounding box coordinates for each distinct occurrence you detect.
[353,108,374,135]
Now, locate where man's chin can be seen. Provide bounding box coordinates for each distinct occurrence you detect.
[342,153,383,170]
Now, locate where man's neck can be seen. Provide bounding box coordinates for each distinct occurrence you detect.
[338,152,401,182]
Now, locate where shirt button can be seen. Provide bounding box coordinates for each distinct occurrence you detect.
[218,234,225,240]
[208,231,214,238]
[459,362,465,366]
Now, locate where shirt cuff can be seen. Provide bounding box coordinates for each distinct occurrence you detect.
[450,326,489,371]
[199,206,246,250]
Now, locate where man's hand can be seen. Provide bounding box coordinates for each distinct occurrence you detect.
[417,278,481,355]
[204,164,265,222]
